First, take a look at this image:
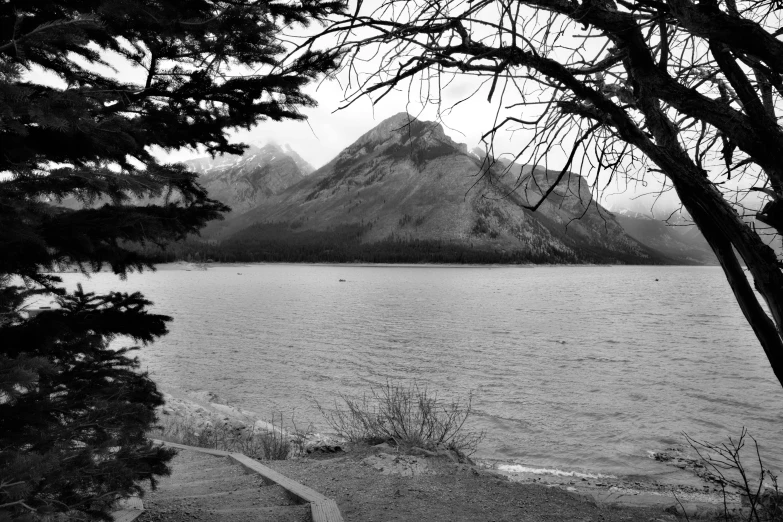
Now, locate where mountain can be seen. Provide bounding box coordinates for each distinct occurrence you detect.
[611,209,718,265]
[212,113,678,264]
[51,142,312,216]
[186,143,314,214]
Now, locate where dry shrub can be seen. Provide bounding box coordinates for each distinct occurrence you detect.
[317,381,484,458]
[686,428,781,522]
[152,412,297,460]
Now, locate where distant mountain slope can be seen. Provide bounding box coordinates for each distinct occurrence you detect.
[186,143,313,214]
[217,113,676,264]
[56,142,312,217]
[611,209,718,265]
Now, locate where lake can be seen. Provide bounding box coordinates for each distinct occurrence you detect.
[58,264,783,483]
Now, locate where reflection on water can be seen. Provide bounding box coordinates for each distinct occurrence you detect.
[59,264,783,479]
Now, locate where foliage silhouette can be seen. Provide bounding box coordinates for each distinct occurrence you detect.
[0,0,344,519]
[305,0,783,387]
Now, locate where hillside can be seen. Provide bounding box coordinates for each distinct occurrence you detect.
[610,209,717,265]
[210,113,674,264]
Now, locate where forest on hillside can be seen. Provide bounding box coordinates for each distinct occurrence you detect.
[137,222,675,265]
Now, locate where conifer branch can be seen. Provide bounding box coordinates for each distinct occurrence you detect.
[0,16,100,55]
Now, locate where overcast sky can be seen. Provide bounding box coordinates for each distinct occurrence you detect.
[161,74,680,214]
[24,27,681,215]
[161,72,523,169]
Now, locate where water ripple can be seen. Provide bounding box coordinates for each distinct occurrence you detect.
[60,264,783,477]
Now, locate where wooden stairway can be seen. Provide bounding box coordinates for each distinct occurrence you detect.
[113,442,342,522]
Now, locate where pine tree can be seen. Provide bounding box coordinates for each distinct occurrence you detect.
[0,1,344,519]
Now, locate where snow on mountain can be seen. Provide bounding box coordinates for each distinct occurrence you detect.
[185,143,314,214]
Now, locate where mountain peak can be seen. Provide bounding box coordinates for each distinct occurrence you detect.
[354,113,449,147]
[184,142,314,214]
[344,112,467,161]
[311,112,469,183]
[386,111,415,123]
[379,112,420,128]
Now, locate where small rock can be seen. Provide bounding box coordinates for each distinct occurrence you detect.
[306,444,343,454]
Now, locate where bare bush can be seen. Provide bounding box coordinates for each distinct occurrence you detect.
[289,414,316,457]
[686,428,781,522]
[317,382,484,459]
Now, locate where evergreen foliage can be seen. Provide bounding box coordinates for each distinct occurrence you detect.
[0,0,344,519]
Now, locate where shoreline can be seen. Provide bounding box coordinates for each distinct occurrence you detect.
[153,261,612,270]
[153,260,722,270]
[43,260,721,274]
[155,385,290,436]
[154,385,741,512]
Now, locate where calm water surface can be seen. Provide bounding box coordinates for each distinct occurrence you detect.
[59,265,783,480]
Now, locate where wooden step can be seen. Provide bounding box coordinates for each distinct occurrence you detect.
[161,465,250,483]
[140,441,345,522]
[136,504,310,522]
[149,484,297,507]
[150,475,265,498]
[159,461,250,481]
[168,458,237,473]
[208,505,311,521]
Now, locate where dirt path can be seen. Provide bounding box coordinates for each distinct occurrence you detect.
[267,444,693,522]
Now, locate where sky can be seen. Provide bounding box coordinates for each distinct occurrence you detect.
[160,71,523,169]
[22,18,681,215]
[27,46,512,169]
[160,73,680,214]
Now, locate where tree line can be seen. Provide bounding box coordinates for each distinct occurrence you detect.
[133,221,673,265]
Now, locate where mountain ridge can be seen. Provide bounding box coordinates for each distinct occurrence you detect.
[610,209,717,265]
[207,113,684,265]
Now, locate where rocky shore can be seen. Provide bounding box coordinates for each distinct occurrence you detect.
[493,467,738,517]
[153,386,339,453]
[489,452,741,507]
[156,386,274,433]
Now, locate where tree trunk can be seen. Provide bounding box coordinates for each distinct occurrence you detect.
[672,177,783,388]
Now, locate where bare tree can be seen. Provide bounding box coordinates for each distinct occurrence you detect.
[300,0,783,388]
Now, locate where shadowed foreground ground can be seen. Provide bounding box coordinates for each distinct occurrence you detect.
[136,441,737,521]
[148,388,734,521]
[136,450,309,522]
[266,443,683,522]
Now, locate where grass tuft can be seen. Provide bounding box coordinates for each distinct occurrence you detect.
[153,412,308,460]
